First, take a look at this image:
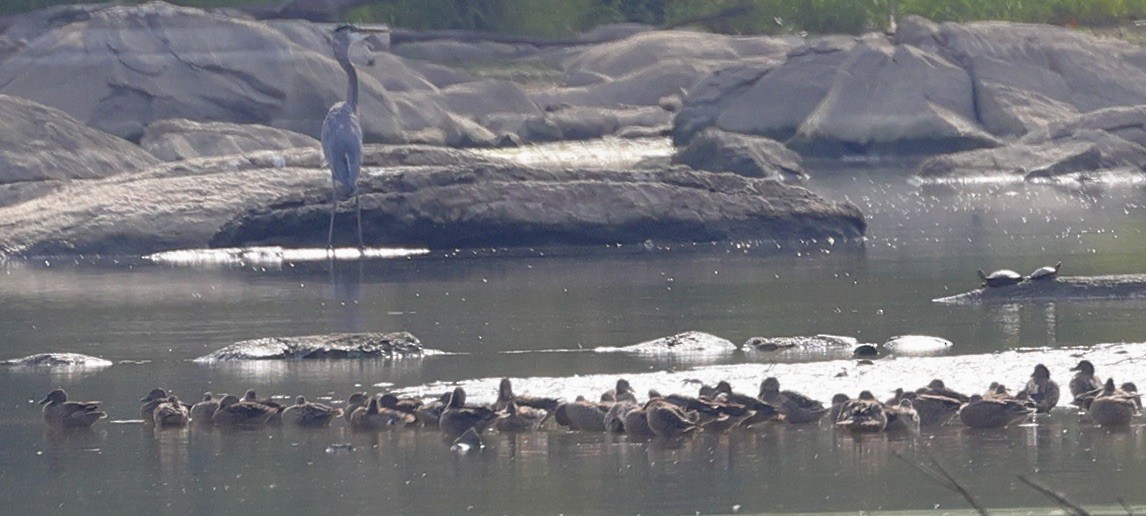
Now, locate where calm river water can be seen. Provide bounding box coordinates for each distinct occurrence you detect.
[2,139,1146,514]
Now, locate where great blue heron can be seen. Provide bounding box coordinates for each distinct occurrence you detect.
[322,24,382,251]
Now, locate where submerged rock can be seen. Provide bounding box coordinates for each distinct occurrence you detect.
[933,275,1146,305]
[195,331,424,361]
[598,331,738,354]
[739,334,857,352]
[1,353,113,367]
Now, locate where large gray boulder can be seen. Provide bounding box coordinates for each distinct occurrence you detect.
[789,35,1001,156]
[0,2,456,144]
[140,118,319,162]
[930,19,1146,136]
[917,129,1146,181]
[672,128,808,182]
[0,145,865,256]
[563,31,789,79]
[0,94,157,184]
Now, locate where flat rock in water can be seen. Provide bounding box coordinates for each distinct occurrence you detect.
[882,335,952,355]
[598,331,738,354]
[140,119,319,162]
[933,275,1146,305]
[195,332,424,361]
[1,353,113,367]
[740,334,858,352]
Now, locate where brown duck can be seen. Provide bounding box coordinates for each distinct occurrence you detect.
[282,396,343,428]
[40,389,106,428]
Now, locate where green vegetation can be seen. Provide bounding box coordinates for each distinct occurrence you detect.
[6,0,1146,37]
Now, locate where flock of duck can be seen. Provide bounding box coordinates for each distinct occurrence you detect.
[38,359,1142,447]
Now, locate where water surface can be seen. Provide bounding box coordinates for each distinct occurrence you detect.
[3,139,1146,513]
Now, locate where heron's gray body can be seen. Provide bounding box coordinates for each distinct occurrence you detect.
[322,25,374,250]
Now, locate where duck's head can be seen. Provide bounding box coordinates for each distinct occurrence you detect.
[615,379,633,395]
[378,393,399,409]
[219,395,241,407]
[1121,382,1139,393]
[201,392,215,402]
[1032,364,1051,380]
[830,393,850,405]
[928,379,947,390]
[715,381,733,395]
[858,390,876,401]
[1070,360,1096,375]
[1103,378,1116,394]
[295,396,307,405]
[760,377,781,396]
[498,378,513,399]
[40,389,67,405]
[243,389,258,401]
[447,387,466,408]
[140,388,167,403]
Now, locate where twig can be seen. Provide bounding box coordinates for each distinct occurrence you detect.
[1116,496,1132,516]
[1016,475,1090,516]
[894,449,989,515]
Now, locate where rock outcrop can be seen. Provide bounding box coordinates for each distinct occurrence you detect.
[194,331,425,361]
[672,128,808,182]
[596,331,739,354]
[933,275,1146,304]
[141,119,319,162]
[0,145,865,256]
[0,94,157,184]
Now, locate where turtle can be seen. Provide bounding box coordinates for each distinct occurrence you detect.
[977,269,1023,288]
[1027,261,1061,281]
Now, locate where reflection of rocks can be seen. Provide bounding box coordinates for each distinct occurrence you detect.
[602,331,738,353]
[934,275,1146,304]
[195,331,424,361]
[1,353,113,367]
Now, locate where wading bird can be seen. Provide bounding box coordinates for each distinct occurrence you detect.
[323,24,383,251]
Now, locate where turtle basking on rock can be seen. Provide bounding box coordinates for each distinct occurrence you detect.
[977,268,1023,288]
[1026,261,1061,282]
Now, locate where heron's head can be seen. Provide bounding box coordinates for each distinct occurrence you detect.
[331,24,386,61]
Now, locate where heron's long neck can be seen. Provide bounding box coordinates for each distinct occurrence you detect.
[339,57,359,113]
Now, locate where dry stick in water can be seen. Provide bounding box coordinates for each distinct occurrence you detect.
[893,448,988,516]
[1016,475,1090,516]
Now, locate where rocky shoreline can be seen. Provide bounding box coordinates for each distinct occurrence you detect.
[2,3,1146,256]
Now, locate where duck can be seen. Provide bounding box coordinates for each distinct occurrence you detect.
[835,391,887,433]
[604,400,639,433]
[139,388,169,421]
[884,398,920,433]
[827,393,852,423]
[152,395,191,427]
[241,389,284,424]
[282,396,343,428]
[189,392,220,424]
[645,399,700,438]
[1068,360,1103,399]
[921,379,970,403]
[450,428,484,454]
[709,382,779,429]
[40,389,106,428]
[1089,379,1139,427]
[1120,382,1142,409]
[908,392,963,427]
[349,397,415,430]
[377,393,422,415]
[211,394,277,429]
[1016,364,1059,413]
[957,395,1033,428]
[344,392,369,423]
[495,378,561,413]
[438,387,497,437]
[600,379,637,404]
[554,396,611,432]
[621,402,656,437]
[496,400,548,432]
[758,377,828,424]
[414,392,451,427]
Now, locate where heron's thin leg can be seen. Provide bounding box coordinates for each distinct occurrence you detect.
[327,180,337,256]
[355,191,364,251]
